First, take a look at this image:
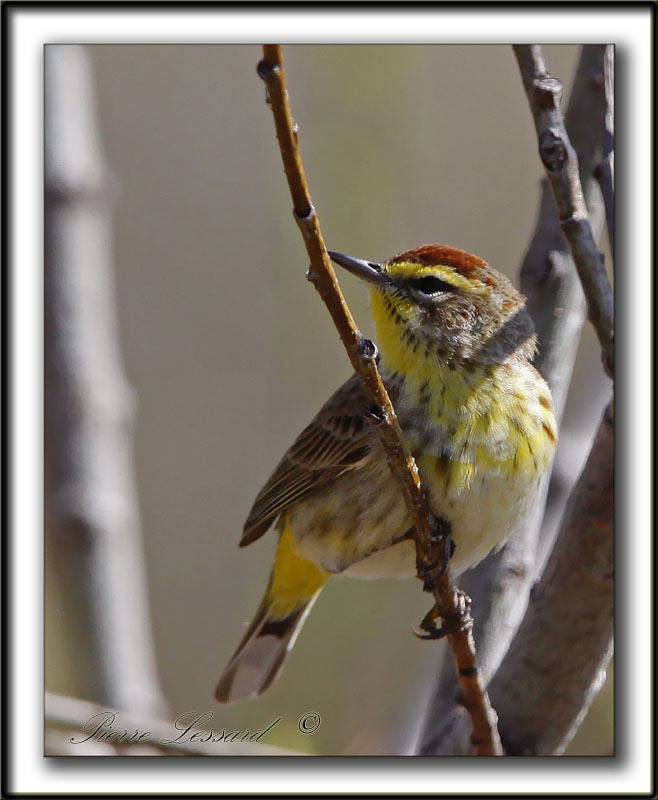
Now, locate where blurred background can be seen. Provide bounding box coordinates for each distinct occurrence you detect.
[44,44,612,755]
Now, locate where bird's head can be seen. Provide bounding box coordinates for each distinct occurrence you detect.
[329,244,536,368]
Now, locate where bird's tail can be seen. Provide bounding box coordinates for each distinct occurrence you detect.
[215,513,329,703]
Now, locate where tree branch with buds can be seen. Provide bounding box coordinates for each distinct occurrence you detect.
[513,45,614,378]
[257,43,502,756]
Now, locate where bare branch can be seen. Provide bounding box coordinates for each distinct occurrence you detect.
[489,400,614,754]
[595,45,614,254]
[45,45,167,717]
[258,44,502,756]
[521,44,608,413]
[419,45,609,755]
[513,45,614,378]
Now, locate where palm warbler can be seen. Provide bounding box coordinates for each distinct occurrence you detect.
[215,244,557,703]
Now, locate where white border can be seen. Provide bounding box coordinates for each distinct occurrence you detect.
[8,6,653,796]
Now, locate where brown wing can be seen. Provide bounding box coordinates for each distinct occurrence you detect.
[240,374,382,546]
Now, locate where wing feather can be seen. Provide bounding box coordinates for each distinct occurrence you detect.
[240,375,378,546]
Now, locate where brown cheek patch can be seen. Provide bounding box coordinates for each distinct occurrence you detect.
[391,244,496,286]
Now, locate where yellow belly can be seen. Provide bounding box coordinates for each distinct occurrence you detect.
[288,360,556,580]
[289,430,550,580]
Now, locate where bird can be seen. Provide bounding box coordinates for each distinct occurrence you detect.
[215,244,557,703]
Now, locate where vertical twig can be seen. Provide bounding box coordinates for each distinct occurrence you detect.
[521,44,609,414]
[513,45,614,378]
[595,45,614,254]
[258,44,502,756]
[45,45,167,717]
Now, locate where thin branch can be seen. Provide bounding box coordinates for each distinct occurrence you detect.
[488,399,614,754]
[513,45,614,378]
[45,45,167,717]
[258,44,502,756]
[521,44,608,415]
[419,45,609,756]
[595,45,614,254]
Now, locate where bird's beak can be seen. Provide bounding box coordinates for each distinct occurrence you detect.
[328,251,388,286]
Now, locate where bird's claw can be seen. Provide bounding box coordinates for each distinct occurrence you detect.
[412,591,473,640]
[416,528,455,592]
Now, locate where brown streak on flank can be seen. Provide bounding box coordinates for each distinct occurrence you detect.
[539,395,551,410]
[542,422,556,443]
[391,244,496,286]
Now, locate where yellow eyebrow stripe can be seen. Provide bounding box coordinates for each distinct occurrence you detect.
[384,261,488,293]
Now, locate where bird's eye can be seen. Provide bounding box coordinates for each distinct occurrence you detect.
[408,276,454,296]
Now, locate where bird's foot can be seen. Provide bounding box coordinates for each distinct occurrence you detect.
[416,518,455,591]
[413,591,473,640]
